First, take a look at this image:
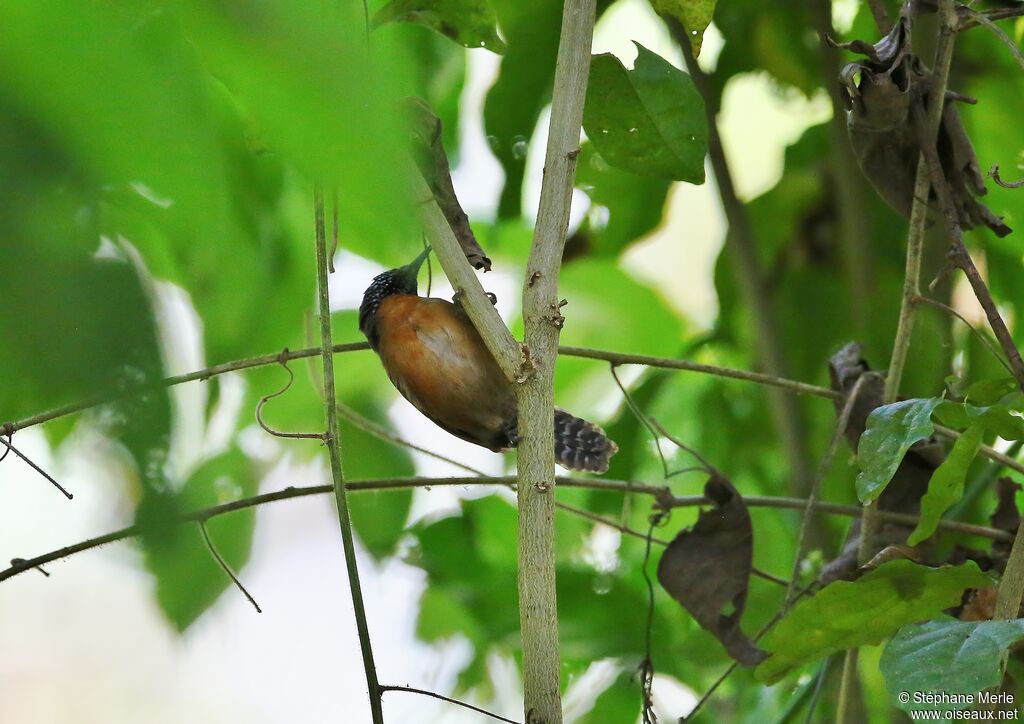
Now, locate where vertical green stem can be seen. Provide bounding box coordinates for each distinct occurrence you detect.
[314,182,383,724]
[841,3,959,721]
[516,1,595,722]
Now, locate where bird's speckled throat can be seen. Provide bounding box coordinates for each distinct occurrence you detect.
[358,254,426,351]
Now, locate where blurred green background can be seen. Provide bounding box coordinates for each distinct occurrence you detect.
[1,0,1023,722]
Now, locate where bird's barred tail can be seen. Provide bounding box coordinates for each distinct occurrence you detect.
[553,408,618,473]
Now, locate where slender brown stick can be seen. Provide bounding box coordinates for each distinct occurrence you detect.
[314,182,383,723]
[958,7,1024,31]
[5,345,839,437]
[913,295,1013,375]
[908,2,1024,624]
[0,436,73,499]
[255,361,326,440]
[198,521,262,614]
[990,164,1024,189]
[336,402,486,477]
[3,478,1009,585]
[380,685,521,724]
[867,0,893,34]
[959,7,1024,70]
[409,164,528,384]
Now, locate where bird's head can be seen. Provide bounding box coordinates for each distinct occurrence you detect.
[358,247,431,349]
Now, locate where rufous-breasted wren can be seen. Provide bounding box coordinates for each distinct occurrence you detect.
[358,249,618,473]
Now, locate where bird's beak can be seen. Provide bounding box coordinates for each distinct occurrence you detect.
[399,246,432,279]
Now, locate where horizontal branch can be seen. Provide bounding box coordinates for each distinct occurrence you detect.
[561,346,839,400]
[380,685,520,724]
[2,475,1011,584]
[4,344,840,436]
[665,493,1013,542]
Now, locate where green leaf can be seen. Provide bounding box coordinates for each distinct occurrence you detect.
[372,0,506,54]
[855,398,943,503]
[484,0,564,217]
[881,616,1024,712]
[649,0,716,56]
[140,448,257,631]
[935,400,1024,440]
[341,400,415,560]
[908,425,984,545]
[548,258,684,413]
[574,143,672,256]
[583,44,707,182]
[966,377,1019,406]
[755,560,992,683]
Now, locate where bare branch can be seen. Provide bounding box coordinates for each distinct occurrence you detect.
[380,685,521,724]
[314,182,383,723]
[255,360,326,440]
[4,344,841,437]
[0,435,73,499]
[958,7,1024,69]
[913,295,1013,375]
[3,477,1010,585]
[199,521,261,614]
[990,164,1024,189]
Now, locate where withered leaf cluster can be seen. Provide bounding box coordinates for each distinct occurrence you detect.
[404,96,492,270]
[824,342,1022,619]
[837,8,1011,237]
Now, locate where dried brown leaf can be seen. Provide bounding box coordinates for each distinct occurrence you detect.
[405,97,491,271]
[656,475,766,666]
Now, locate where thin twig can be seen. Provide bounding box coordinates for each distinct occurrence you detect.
[3,341,372,435]
[409,163,527,384]
[640,513,666,724]
[913,295,1013,375]
[913,3,1024,626]
[0,435,73,499]
[3,344,841,437]
[610,365,674,479]
[648,418,717,476]
[958,7,1024,31]
[867,0,892,34]
[990,164,1024,190]
[960,7,1024,70]
[788,375,869,606]
[4,478,1009,586]
[329,188,339,273]
[336,402,485,477]
[9,559,49,577]
[198,521,261,613]
[380,685,521,724]
[663,493,1012,541]
[255,360,326,440]
[683,597,809,721]
[804,656,834,724]
[314,181,383,723]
